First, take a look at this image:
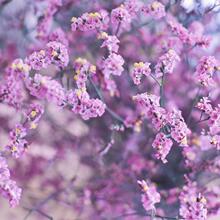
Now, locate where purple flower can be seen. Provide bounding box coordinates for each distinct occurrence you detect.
[155,49,180,77]
[131,62,151,85]
[101,53,124,78]
[138,180,161,211]
[152,132,173,163]
[179,181,207,220]
[142,1,166,19]
[195,56,218,87]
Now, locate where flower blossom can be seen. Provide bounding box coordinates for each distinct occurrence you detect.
[167,110,190,145]
[111,5,132,29]
[179,181,207,220]
[133,93,166,130]
[25,50,50,71]
[67,89,106,120]
[152,132,173,163]
[155,49,180,77]
[0,59,30,108]
[131,62,151,85]
[98,32,120,53]
[101,53,124,78]
[25,74,66,106]
[73,57,96,89]
[46,41,69,68]
[6,124,28,158]
[138,180,161,211]
[0,156,22,207]
[71,10,109,32]
[142,1,166,19]
[195,56,218,87]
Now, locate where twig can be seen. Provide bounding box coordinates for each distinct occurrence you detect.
[89,76,125,125]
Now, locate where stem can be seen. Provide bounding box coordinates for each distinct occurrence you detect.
[89,76,125,125]
[186,87,201,125]
[115,22,121,36]
[160,71,165,107]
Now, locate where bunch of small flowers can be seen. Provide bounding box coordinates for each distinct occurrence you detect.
[137,180,161,211]
[155,49,180,77]
[179,181,207,220]
[71,10,109,32]
[67,88,106,120]
[167,109,190,145]
[73,57,96,89]
[133,93,166,130]
[0,59,30,108]
[101,53,124,78]
[25,50,50,71]
[131,61,151,85]
[0,156,22,207]
[25,74,66,106]
[46,41,69,68]
[152,132,173,163]
[195,56,218,87]
[6,124,28,158]
[98,32,120,53]
[111,4,132,30]
[142,1,166,19]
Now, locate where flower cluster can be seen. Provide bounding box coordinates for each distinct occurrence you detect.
[167,18,211,47]
[73,57,96,89]
[26,41,69,70]
[167,110,190,145]
[6,103,44,158]
[155,49,180,77]
[0,59,30,108]
[133,93,166,130]
[67,89,106,120]
[179,181,207,220]
[111,4,132,30]
[196,97,220,149]
[195,56,218,87]
[152,132,173,163]
[98,32,120,53]
[131,62,151,85]
[25,74,66,106]
[71,10,109,32]
[142,1,166,19]
[0,156,22,207]
[137,180,161,211]
[101,53,124,78]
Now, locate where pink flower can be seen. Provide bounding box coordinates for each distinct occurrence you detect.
[152,132,173,163]
[98,32,120,53]
[138,180,161,211]
[46,41,69,68]
[71,10,109,32]
[25,50,50,71]
[155,49,180,77]
[124,0,143,16]
[196,97,213,115]
[133,93,166,130]
[0,156,22,207]
[25,74,66,106]
[73,58,96,89]
[142,1,166,19]
[179,181,207,220]
[101,53,124,78]
[67,89,106,120]
[131,62,151,85]
[6,124,28,158]
[111,5,131,29]
[167,110,190,145]
[195,56,218,87]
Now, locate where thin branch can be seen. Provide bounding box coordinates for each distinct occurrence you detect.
[89,76,125,125]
